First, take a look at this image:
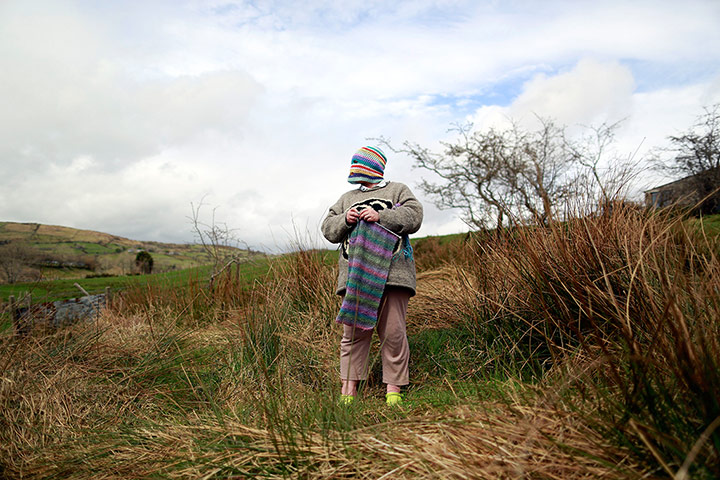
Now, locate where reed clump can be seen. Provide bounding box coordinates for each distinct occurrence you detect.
[449,205,720,477]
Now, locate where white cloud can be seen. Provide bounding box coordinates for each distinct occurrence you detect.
[499,59,635,128]
[0,0,718,250]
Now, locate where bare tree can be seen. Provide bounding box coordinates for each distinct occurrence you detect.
[0,243,37,284]
[655,104,720,214]
[389,118,603,229]
[566,121,641,209]
[508,119,577,224]
[189,198,249,292]
[400,125,515,230]
[385,117,637,229]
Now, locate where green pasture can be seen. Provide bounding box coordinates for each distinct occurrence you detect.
[0,257,275,304]
[0,256,276,333]
[693,213,720,236]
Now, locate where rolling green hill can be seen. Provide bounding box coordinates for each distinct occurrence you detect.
[0,221,259,282]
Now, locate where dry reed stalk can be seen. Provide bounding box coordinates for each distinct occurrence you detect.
[403,205,720,475]
[409,265,483,331]
[8,402,649,479]
[2,301,649,479]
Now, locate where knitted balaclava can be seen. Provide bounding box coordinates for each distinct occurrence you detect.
[348,146,387,184]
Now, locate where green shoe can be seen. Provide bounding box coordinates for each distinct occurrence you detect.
[385,392,403,406]
[339,394,355,406]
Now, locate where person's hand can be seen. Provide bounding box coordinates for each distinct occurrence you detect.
[346,208,360,224]
[359,208,380,223]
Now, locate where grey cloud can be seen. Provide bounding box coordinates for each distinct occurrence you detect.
[0,2,263,184]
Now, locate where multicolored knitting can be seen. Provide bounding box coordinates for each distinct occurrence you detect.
[336,220,400,330]
[348,146,387,184]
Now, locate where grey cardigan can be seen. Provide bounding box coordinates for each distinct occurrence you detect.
[321,181,423,295]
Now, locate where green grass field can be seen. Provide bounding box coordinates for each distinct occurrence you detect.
[688,213,720,236]
[0,256,279,300]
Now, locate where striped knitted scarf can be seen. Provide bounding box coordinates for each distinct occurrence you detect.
[336,220,400,330]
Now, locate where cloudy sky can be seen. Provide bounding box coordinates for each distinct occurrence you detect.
[1,1,719,251]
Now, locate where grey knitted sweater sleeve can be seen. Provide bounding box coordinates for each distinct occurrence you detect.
[377,183,423,235]
[320,197,353,244]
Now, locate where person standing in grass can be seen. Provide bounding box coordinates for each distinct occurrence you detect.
[321,146,423,406]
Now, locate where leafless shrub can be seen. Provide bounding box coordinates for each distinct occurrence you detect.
[189,197,255,293]
[0,243,40,284]
[383,118,639,229]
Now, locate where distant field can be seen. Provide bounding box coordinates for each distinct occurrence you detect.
[31,241,126,255]
[0,255,277,333]
[0,221,260,280]
[0,218,275,332]
[0,267,203,302]
[0,256,277,303]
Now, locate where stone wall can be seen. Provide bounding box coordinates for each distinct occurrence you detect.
[11,293,108,335]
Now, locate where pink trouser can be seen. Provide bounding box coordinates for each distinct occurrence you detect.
[339,287,411,386]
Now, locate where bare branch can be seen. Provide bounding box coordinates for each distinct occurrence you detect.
[187,198,248,292]
[389,117,638,228]
[653,104,720,214]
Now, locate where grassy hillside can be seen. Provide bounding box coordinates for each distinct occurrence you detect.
[1,211,719,478]
[0,221,257,281]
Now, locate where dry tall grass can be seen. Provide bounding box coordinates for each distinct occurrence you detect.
[1,207,718,478]
[411,205,720,477]
[0,311,643,478]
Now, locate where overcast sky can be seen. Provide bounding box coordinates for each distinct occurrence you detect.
[1,0,719,251]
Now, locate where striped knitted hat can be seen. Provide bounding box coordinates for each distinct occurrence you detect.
[348,146,387,184]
